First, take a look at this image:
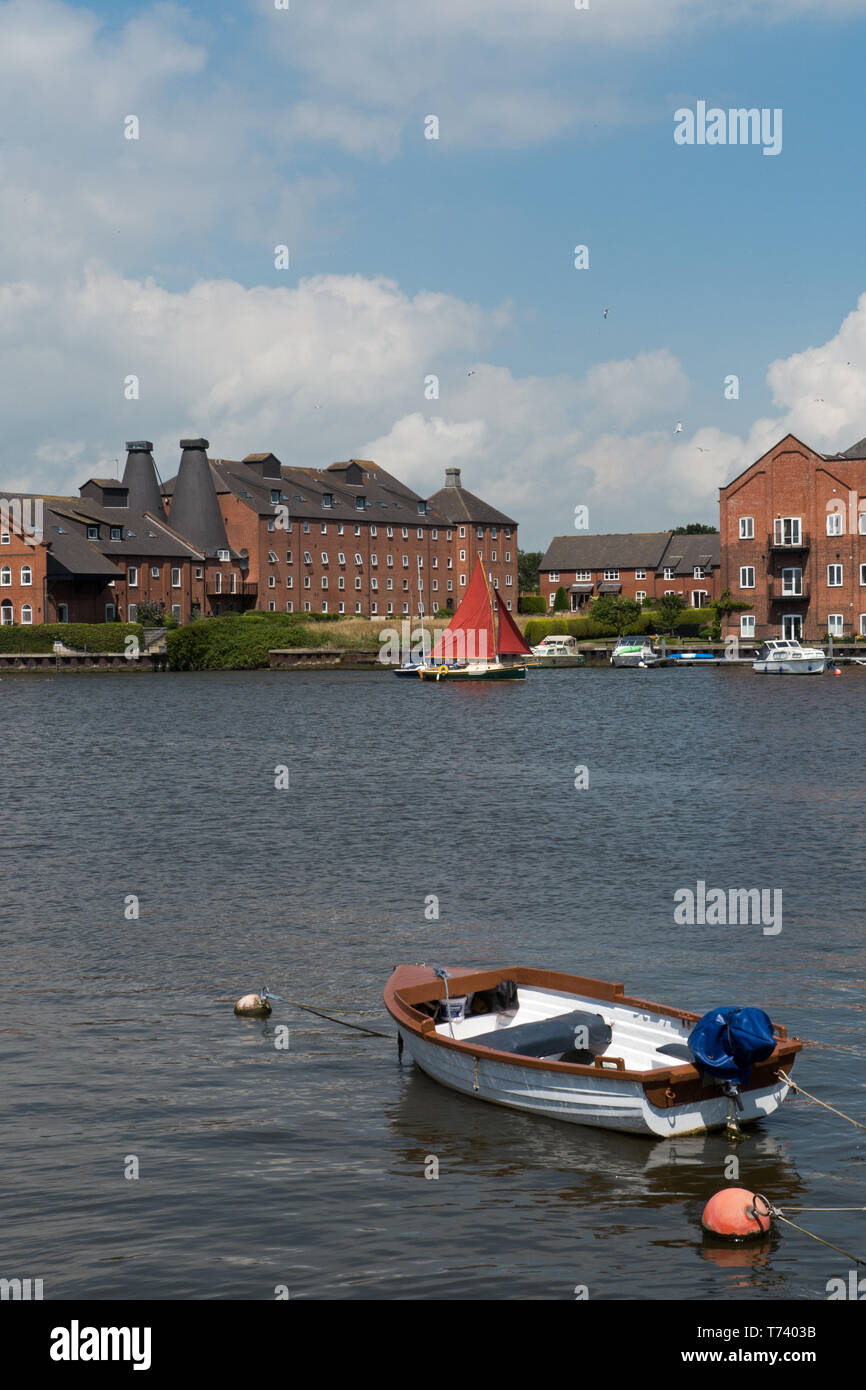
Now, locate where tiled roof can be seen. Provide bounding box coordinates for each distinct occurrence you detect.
[428,484,516,527]
[540,533,673,571]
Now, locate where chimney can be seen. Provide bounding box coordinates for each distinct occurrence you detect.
[122,441,165,518]
[168,438,230,557]
[445,467,461,489]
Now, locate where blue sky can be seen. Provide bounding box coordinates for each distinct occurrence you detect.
[3,0,866,547]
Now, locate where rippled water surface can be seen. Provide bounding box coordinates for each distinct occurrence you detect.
[1,666,864,1299]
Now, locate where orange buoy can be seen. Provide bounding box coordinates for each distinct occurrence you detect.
[701,1188,771,1239]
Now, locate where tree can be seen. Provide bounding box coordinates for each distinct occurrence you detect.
[670,523,718,534]
[590,595,642,635]
[518,550,543,592]
[652,592,687,634]
[704,588,752,641]
[553,585,569,612]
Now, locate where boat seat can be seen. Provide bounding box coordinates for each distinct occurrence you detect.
[656,1042,695,1063]
[473,1008,612,1060]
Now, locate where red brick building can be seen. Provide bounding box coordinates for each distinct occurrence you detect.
[538,532,721,612]
[719,432,866,641]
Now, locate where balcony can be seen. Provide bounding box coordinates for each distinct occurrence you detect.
[205,581,258,597]
[768,531,810,551]
[770,580,809,602]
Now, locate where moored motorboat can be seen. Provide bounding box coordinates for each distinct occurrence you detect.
[528,635,586,668]
[753,638,826,675]
[611,637,666,668]
[385,963,802,1138]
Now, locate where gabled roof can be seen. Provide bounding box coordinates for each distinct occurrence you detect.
[656,533,720,575]
[540,533,674,572]
[427,484,516,527]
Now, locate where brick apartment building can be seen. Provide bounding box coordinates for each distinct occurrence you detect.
[539,532,721,611]
[719,432,866,641]
[0,442,518,625]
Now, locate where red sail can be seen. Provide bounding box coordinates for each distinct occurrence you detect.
[432,561,495,662]
[496,592,532,655]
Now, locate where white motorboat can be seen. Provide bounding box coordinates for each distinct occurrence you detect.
[528,635,586,668]
[385,964,802,1139]
[611,637,665,668]
[753,638,826,675]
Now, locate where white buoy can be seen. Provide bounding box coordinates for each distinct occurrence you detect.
[234,992,272,1018]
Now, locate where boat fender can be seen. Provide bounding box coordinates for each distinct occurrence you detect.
[701,1189,771,1240]
[234,992,272,1018]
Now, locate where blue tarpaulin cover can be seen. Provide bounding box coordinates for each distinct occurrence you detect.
[688,1007,777,1085]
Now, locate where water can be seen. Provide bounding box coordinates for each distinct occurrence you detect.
[1,666,864,1300]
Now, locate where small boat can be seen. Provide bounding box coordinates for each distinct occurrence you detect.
[528,635,586,668]
[753,639,826,675]
[668,651,717,664]
[385,963,802,1138]
[611,637,666,668]
[417,560,531,681]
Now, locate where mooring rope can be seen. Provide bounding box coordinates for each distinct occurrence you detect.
[753,1194,865,1266]
[281,998,393,1038]
[778,1069,866,1131]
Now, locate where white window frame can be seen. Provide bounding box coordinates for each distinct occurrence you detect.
[739,566,755,589]
[739,517,754,540]
[828,564,843,587]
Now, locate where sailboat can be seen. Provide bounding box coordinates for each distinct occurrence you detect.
[417,560,531,680]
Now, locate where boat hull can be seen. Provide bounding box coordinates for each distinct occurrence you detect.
[753,658,826,674]
[417,663,526,680]
[397,1024,790,1137]
[526,654,586,668]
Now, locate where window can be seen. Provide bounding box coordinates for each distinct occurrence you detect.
[338,576,345,590]
[0,531,8,544]
[549,592,555,607]
[286,576,293,589]
[860,564,866,586]
[432,528,438,540]
[321,523,327,534]
[268,576,276,588]
[827,512,843,537]
[105,603,116,620]
[828,613,844,636]
[401,527,408,540]
[322,494,334,508]
[574,571,590,581]
[338,523,344,535]
[505,574,512,586]
[217,549,230,561]
[636,590,646,601]
[459,527,466,538]
[741,614,755,637]
[860,513,866,536]
[387,602,393,614]
[477,527,483,539]
[773,517,802,546]
[20,565,32,586]
[338,602,345,614]
[267,519,275,532]
[270,489,281,505]
[386,554,393,567]
[693,567,705,580]
[460,574,466,586]
[478,552,483,562]
[603,569,619,581]
[268,601,276,612]
[432,579,438,591]
[505,528,511,538]
[739,517,754,539]
[230,574,237,594]
[195,567,203,579]
[303,521,310,533]
[354,553,362,566]
[432,557,438,569]
[303,551,312,564]
[782,567,802,596]
[447,557,453,569]
[355,602,362,614]
[151,566,159,579]
[355,577,361,590]
[268,550,278,563]
[286,601,294,613]
[691,590,709,607]
[828,564,843,587]
[459,549,466,563]
[417,528,423,539]
[110,526,122,541]
[386,526,393,538]
[861,614,866,637]
[402,579,409,591]
[322,578,328,590]
[447,580,453,591]
[354,524,361,536]
[635,569,646,580]
[664,589,676,596]
[213,572,221,593]
[386,578,392,590]
[663,567,675,580]
[337,551,346,565]
[739,566,755,588]
[57,603,68,623]
[371,554,378,567]
[371,577,378,590]
[286,551,293,563]
[492,527,498,539]
[356,496,366,511]
[0,599,12,623]
[446,529,452,541]
[304,601,311,612]
[87,525,99,540]
[403,555,409,568]
[171,568,181,587]
[128,604,137,622]
[321,551,328,564]
[304,576,311,588]
[505,551,511,562]
[21,604,32,624]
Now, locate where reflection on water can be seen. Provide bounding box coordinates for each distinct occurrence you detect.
[0,667,864,1299]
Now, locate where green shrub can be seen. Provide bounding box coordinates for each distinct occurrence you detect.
[0,622,143,653]
[166,615,326,670]
[518,594,546,615]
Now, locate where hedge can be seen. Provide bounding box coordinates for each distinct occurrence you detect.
[240,609,340,623]
[166,615,326,670]
[523,609,710,645]
[0,622,143,653]
[518,594,546,614]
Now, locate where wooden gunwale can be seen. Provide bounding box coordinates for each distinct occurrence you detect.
[384,964,802,1107]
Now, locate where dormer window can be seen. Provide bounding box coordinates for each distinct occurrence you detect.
[417,501,426,515]
[323,493,334,508]
[87,526,99,540]
[110,526,122,541]
[270,489,281,505]
[217,549,230,562]
[355,495,366,511]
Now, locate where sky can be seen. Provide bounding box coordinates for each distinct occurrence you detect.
[4,0,866,548]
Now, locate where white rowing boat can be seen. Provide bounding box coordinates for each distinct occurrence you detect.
[385,964,802,1138]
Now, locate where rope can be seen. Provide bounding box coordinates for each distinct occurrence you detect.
[778,1069,866,1130]
[753,1194,865,1266]
[281,998,392,1038]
